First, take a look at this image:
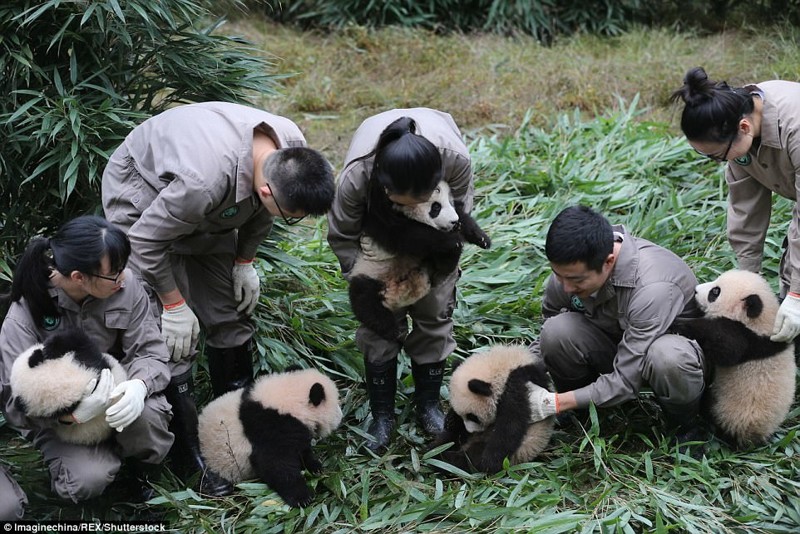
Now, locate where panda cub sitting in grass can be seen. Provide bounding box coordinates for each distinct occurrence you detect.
[348,180,491,340]
[198,367,343,508]
[670,270,797,448]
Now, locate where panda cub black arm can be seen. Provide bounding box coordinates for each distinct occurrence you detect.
[478,367,533,473]
[670,316,789,366]
[454,201,491,250]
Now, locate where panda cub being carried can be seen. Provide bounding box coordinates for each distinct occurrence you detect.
[670,270,797,448]
[348,180,491,340]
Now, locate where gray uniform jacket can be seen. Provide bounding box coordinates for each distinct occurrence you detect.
[0,269,170,432]
[102,102,307,294]
[327,108,475,277]
[726,80,800,292]
[539,226,700,407]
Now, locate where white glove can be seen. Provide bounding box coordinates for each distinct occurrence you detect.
[360,235,394,262]
[771,293,800,342]
[71,368,115,424]
[528,383,558,423]
[105,379,147,432]
[232,261,261,314]
[161,300,200,362]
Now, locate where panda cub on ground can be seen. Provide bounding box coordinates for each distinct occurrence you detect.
[10,328,127,445]
[198,367,343,508]
[670,270,797,448]
[430,345,555,473]
[348,180,491,341]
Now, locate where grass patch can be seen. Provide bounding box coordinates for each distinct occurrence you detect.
[4,96,798,532]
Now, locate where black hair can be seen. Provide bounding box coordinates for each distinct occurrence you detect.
[263,147,335,215]
[371,117,442,197]
[7,215,131,327]
[545,205,613,272]
[670,66,755,143]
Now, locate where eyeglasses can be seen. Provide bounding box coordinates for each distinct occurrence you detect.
[694,133,736,163]
[92,271,124,284]
[265,183,307,226]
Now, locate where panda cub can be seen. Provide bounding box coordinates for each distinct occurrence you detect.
[430,345,555,474]
[348,181,491,340]
[670,270,797,447]
[198,368,343,508]
[10,328,127,445]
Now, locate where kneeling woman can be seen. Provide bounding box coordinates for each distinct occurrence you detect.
[0,216,173,503]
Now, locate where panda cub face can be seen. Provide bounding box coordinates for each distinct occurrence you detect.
[694,270,779,336]
[393,181,459,232]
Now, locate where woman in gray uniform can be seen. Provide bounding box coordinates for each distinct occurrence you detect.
[327,108,477,451]
[0,216,175,502]
[672,67,800,343]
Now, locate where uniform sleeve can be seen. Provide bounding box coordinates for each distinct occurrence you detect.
[787,131,800,293]
[128,171,217,294]
[443,149,474,213]
[726,165,772,274]
[118,280,171,395]
[572,282,687,408]
[0,306,41,432]
[327,162,369,279]
[236,209,274,260]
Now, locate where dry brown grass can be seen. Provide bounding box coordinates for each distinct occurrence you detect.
[227,15,800,167]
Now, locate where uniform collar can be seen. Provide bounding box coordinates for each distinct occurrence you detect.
[236,122,283,203]
[749,83,781,150]
[598,225,637,297]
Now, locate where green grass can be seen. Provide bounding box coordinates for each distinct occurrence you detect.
[2,17,800,533]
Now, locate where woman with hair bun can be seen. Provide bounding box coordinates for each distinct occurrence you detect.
[327,108,477,451]
[672,67,800,343]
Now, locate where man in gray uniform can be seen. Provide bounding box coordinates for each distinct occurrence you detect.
[328,108,476,450]
[526,206,707,445]
[102,101,335,493]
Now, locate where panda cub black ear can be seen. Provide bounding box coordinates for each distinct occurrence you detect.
[27,348,45,368]
[309,383,326,406]
[467,379,492,397]
[743,294,764,319]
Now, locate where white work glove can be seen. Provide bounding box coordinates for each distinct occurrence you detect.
[71,368,115,424]
[771,293,800,342]
[232,260,261,314]
[105,379,147,432]
[528,383,558,423]
[161,300,200,362]
[359,235,394,262]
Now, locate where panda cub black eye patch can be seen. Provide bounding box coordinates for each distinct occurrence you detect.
[429,202,442,218]
[466,413,481,424]
[709,286,721,302]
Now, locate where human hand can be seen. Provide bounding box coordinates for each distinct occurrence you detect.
[106,379,147,432]
[232,260,261,314]
[71,368,115,424]
[161,300,200,361]
[528,383,558,423]
[771,293,800,342]
[360,235,394,261]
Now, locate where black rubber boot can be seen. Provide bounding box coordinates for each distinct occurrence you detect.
[206,338,255,398]
[364,358,397,452]
[165,370,234,497]
[411,361,445,435]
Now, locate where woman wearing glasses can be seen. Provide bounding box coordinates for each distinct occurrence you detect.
[101,102,335,495]
[672,66,800,343]
[0,216,172,504]
[328,108,478,451]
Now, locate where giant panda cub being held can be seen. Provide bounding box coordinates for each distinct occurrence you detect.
[198,367,343,508]
[670,270,797,448]
[348,180,491,341]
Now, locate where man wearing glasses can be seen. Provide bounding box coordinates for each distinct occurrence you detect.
[101,101,334,496]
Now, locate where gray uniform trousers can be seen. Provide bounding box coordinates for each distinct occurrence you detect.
[0,464,26,520]
[28,394,172,503]
[541,312,706,413]
[357,269,458,366]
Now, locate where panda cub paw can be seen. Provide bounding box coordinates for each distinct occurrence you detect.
[283,486,315,508]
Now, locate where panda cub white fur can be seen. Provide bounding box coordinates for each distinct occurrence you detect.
[430,345,555,473]
[348,181,491,340]
[10,329,127,445]
[198,367,342,508]
[670,270,797,448]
